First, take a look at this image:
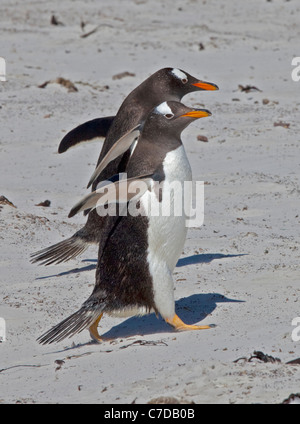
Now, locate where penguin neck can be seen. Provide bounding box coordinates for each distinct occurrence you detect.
[105,78,180,151]
[110,69,184,141]
[126,78,179,115]
[141,128,183,152]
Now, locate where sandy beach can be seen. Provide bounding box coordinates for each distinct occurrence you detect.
[0,0,299,404]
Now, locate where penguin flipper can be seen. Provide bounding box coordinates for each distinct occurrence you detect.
[87,124,141,188]
[69,174,153,218]
[30,229,91,266]
[58,116,115,153]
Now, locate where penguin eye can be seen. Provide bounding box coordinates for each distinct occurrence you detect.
[165,113,174,119]
[181,78,188,84]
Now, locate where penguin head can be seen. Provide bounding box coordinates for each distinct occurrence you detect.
[144,101,211,138]
[152,68,218,100]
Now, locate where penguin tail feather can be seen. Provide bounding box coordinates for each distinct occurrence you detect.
[30,234,88,266]
[37,306,101,345]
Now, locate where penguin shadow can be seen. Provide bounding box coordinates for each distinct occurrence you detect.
[41,293,243,354]
[177,252,246,267]
[101,293,243,340]
[35,253,246,280]
[81,253,246,269]
[35,263,97,280]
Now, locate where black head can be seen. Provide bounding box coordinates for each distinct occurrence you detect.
[139,67,218,102]
[142,100,212,141]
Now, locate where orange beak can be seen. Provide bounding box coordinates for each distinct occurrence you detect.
[192,81,219,91]
[181,109,212,119]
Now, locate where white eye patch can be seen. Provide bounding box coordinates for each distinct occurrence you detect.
[155,101,173,116]
[171,68,188,81]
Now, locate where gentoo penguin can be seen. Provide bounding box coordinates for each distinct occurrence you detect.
[31,68,218,266]
[37,101,213,344]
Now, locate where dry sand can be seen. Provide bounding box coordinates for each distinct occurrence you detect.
[0,0,299,404]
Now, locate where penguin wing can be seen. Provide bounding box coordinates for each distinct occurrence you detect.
[87,125,141,188]
[58,116,115,153]
[68,174,153,218]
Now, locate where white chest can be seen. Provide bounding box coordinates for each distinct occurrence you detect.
[163,144,192,185]
[146,145,191,266]
[139,145,192,319]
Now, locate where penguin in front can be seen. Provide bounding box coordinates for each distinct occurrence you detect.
[37,101,213,344]
[31,68,218,266]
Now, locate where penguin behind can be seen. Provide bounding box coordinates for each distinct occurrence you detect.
[37,101,214,345]
[31,68,218,266]
[57,68,218,154]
